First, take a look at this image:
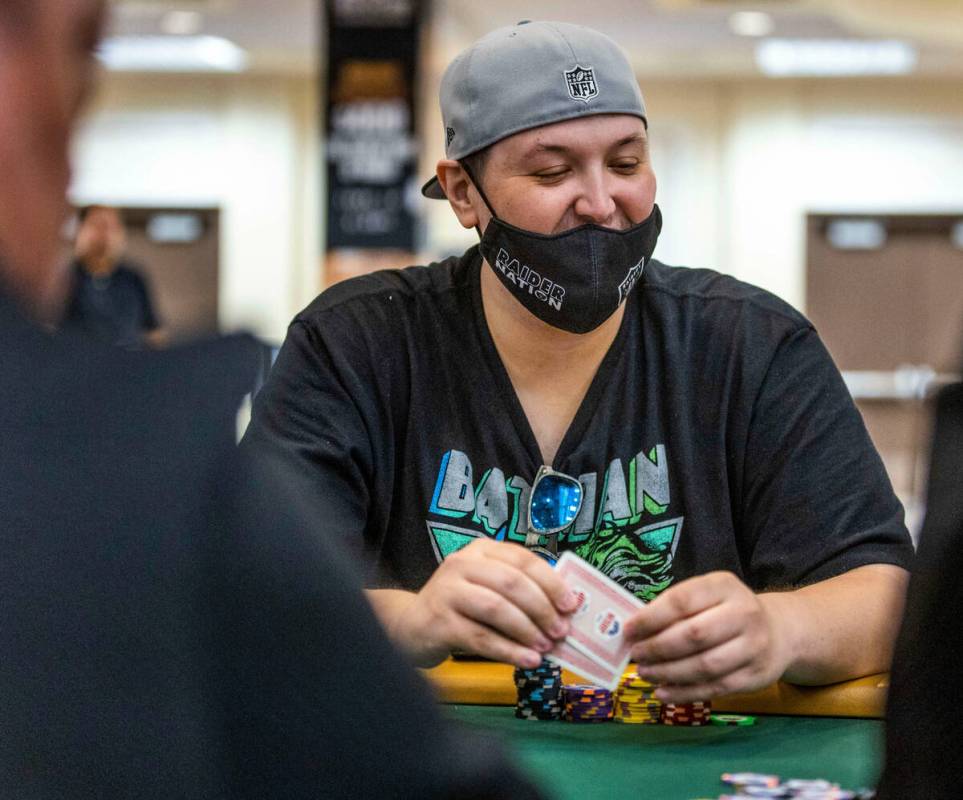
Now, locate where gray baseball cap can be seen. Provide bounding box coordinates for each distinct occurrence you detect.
[422,20,647,200]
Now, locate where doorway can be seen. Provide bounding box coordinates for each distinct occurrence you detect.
[806,213,963,539]
[121,207,220,338]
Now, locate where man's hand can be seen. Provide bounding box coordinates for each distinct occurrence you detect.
[387,539,579,669]
[625,571,794,704]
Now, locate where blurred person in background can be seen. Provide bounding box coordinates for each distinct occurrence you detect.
[63,204,166,348]
[0,2,541,798]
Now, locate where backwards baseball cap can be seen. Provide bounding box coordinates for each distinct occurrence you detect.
[421,20,647,200]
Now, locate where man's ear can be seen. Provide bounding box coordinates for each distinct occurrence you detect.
[436,160,480,230]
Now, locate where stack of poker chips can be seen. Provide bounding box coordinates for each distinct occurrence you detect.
[513,660,563,721]
[614,671,662,724]
[562,684,614,722]
[715,772,876,799]
[661,699,712,726]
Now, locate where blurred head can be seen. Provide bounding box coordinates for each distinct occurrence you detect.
[75,205,127,274]
[0,0,105,319]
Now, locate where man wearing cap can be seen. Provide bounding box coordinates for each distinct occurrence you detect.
[245,21,912,702]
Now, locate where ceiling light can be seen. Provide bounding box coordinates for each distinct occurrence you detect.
[756,39,917,77]
[729,11,774,38]
[97,36,249,73]
[160,10,204,36]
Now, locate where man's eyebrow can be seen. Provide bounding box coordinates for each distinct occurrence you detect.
[519,143,570,159]
[613,133,647,148]
[518,133,648,160]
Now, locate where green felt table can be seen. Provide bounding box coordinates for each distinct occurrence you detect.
[446,704,883,800]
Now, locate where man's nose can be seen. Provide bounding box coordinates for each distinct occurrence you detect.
[573,170,617,225]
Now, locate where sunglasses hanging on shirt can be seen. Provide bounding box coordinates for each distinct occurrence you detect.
[526,465,584,558]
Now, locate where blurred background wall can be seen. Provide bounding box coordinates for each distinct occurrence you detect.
[71,0,963,535]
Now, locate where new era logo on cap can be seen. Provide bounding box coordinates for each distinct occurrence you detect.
[564,65,598,102]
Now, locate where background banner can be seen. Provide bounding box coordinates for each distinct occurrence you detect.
[324,0,423,251]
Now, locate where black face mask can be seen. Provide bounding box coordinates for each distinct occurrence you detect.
[465,164,662,334]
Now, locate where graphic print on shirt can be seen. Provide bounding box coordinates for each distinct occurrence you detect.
[425,447,683,602]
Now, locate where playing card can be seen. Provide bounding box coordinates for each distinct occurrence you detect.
[546,639,623,690]
[551,551,645,675]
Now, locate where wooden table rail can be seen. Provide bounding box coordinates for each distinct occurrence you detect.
[424,658,889,718]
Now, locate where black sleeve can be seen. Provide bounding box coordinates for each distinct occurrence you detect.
[240,319,375,558]
[739,327,914,589]
[212,450,545,800]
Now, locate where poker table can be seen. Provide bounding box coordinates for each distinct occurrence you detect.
[426,659,887,800]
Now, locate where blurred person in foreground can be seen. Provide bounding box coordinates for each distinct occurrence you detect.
[0,2,541,798]
[63,204,166,348]
[244,21,913,704]
[878,371,963,798]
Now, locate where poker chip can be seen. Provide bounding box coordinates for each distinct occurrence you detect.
[721,773,780,789]
[514,660,562,721]
[618,671,653,690]
[562,683,614,722]
[782,781,835,793]
[710,714,757,727]
[614,671,661,724]
[714,773,874,800]
[662,700,712,726]
[739,787,793,798]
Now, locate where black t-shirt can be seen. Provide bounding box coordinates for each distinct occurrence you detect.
[63,260,159,348]
[244,247,913,598]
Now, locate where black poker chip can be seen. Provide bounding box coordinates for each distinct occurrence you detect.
[514,659,563,721]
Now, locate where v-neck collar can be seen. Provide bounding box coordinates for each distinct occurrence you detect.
[467,249,633,473]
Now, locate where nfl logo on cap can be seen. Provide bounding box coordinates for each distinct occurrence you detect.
[564,65,598,102]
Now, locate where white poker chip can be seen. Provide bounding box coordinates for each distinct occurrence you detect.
[784,779,836,791]
[721,772,780,788]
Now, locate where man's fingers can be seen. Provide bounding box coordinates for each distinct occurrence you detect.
[455,617,544,669]
[462,560,570,640]
[625,572,732,641]
[654,662,763,704]
[415,540,573,666]
[484,541,579,615]
[630,603,743,665]
[635,634,753,687]
[452,581,555,652]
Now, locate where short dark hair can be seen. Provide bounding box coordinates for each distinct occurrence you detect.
[459,146,493,193]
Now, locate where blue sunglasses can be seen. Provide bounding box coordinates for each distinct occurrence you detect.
[525,465,584,557]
